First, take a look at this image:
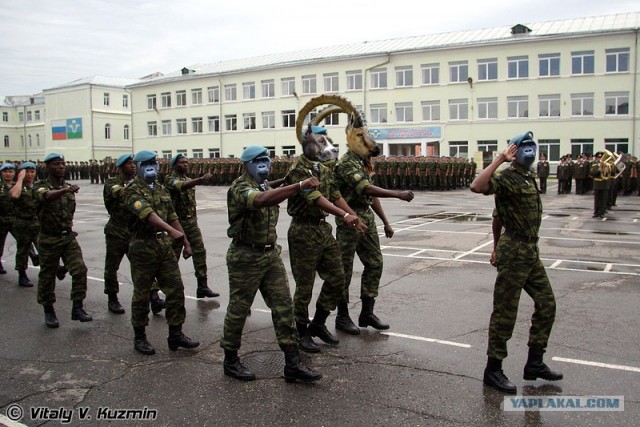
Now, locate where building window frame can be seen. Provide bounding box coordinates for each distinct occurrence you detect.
[208,86,220,103]
[395,66,413,88]
[346,70,363,91]
[421,100,440,122]
[571,93,594,116]
[302,75,317,95]
[243,82,256,100]
[395,102,413,122]
[606,48,630,73]
[176,118,187,134]
[147,121,157,137]
[538,94,561,117]
[507,56,529,79]
[571,51,595,75]
[477,97,498,119]
[161,92,172,108]
[421,63,440,85]
[477,59,498,81]
[261,79,275,98]
[507,96,529,118]
[176,90,187,106]
[605,92,629,115]
[262,111,275,129]
[191,88,202,105]
[282,110,296,128]
[449,61,468,83]
[370,68,388,89]
[449,99,469,120]
[539,53,560,77]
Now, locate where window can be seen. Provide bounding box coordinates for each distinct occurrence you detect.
[572,51,594,75]
[507,56,529,79]
[324,73,339,92]
[507,96,529,118]
[104,123,111,139]
[34,110,40,121]
[192,117,203,133]
[370,68,387,89]
[225,114,237,131]
[449,141,468,158]
[370,104,387,124]
[147,94,157,110]
[571,139,593,158]
[191,89,202,105]
[302,75,316,95]
[161,120,171,135]
[207,116,219,132]
[281,78,295,96]
[4,135,9,147]
[122,94,129,108]
[323,112,340,126]
[162,92,172,108]
[346,71,363,91]
[282,146,296,157]
[477,98,498,119]
[395,102,413,122]
[177,149,187,156]
[538,139,560,161]
[421,64,439,85]
[261,80,275,98]
[571,93,594,116]
[209,149,220,158]
[606,48,630,73]
[162,150,172,159]
[539,53,560,77]
[477,59,498,81]
[243,113,256,130]
[449,99,468,120]
[421,101,440,121]
[224,84,237,101]
[123,125,129,140]
[243,82,256,100]
[26,111,32,121]
[282,110,295,128]
[605,138,628,154]
[395,66,413,87]
[449,61,468,83]
[192,149,203,159]
[477,140,498,152]
[2,112,7,122]
[262,111,275,129]
[605,92,629,115]
[176,90,187,106]
[103,93,110,106]
[208,86,220,103]
[539,95,561,117]
[18,112,24,122]
[176,118,187,134]
[147,121,157,136]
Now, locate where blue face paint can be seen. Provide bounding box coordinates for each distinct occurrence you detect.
[137,160,159,184]
[244,156,272,183]
[516,141,537,168]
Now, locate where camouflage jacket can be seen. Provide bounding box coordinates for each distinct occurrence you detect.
[33,178,76,232]
[164,171,197,221]
[123,176,178,236]
[285,155,341,219]
[0,181,15,225]
[334,151,373,213]
[103,175,134,240]
[12,183,39,227]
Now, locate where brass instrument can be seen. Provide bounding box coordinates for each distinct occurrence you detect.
[602,149,626,179]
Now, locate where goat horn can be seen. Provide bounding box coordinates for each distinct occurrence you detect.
[295,94,361,144]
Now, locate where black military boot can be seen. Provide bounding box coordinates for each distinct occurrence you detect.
[43,305,59,328]
[56,265,68,280]
[308,309,339,345]
[483,357,517,394]
[107,293,125,314]
[18,269,34,287]
[296,322,320,353]
[196,277,219,298]
[523,348,564,381]
[133,326,155,355]
[71,300,93,322]
[358,297,390,330]
[0,262,6,274]
[335,302,360,335]
[283,349,322,383]
[29,247,40,266]
[149,290,165,314]
[223,349,256,381]
[167,325,200,351]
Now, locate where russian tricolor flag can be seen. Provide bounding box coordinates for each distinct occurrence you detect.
[52,120,67,140]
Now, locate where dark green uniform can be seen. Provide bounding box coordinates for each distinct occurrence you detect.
[103,175,134,295]
[12,182,39,271]
[485,164,556,360]
[0,181,16,267]
[536,160,550,194]
[221,173,297,352]
[34,179,88,305]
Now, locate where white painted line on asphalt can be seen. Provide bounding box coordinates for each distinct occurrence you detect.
[634,219,638,223]
[542,215,549,220]
[454,240,493,260]
[604,263,613,272]
[382,332,472,348]
[552,357,640,373]
[0,414,27,427]
[572,217,578,220]
[549,260,563,269]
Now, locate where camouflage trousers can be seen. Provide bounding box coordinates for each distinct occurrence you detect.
[13,219,38,271]
[104,234,161,295]
[36,232,88,305]
[128,235,186,327]
[288,221,343,324]
[0,220,15,259]
[172,218,208,280]
[335,209,383,303]
[221,243,298,352]
[488,235,556,360]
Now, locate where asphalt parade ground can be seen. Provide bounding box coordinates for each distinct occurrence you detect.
[1,179,639,426]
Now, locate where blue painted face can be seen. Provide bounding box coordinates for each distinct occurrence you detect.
[516,141,537,168]
[244,156,272,183]
[138,160,159,183]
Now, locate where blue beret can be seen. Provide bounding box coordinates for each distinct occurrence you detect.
[116,153,134,168]
[301,125,327,140]
[133,150,157,163]
[170,153,186,167]
[19,161,36,170]
[509,131,535,147]
[43,152,64,163]
[0,162,16,171]
[240,146,269,162]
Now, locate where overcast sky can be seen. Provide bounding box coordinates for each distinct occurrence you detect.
[0,0,637,97]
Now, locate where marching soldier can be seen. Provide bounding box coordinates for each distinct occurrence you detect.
[0,162,17,275]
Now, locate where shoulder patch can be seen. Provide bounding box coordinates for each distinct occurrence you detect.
[133,200,143,210]
[354,173,362,182]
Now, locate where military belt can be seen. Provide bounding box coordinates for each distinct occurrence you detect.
[232,239,275,253]
[135,231,170,240]
[504,229,539,244]
[40,229,73,237]
[292,216,326,226]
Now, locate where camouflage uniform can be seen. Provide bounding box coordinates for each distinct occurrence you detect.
[103,174,134,295]
[220,173,298,352]
[0,181,16,268]
[123,176,186,327]
[485,164,556,360]
[12,181,39,272]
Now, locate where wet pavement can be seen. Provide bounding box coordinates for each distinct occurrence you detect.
[1,180,639,426]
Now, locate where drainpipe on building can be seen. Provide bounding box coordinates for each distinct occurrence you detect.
[632,28,638,155]
[89,85,95,160]
[125,88,135,153]
[23,105,27,161]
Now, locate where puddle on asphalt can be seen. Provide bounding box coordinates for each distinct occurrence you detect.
[592,230,629,236]
[546,213,571,217]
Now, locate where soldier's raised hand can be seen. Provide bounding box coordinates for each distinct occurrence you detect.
[299,176,320,190]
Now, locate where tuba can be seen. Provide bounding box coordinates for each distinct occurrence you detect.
[602,149,626,179]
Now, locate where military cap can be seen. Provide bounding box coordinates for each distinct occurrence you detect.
[508,131,535,147]
[240,146,269,162]
[594,151,604,158]
[170,153,186,167]
[43,152,64,163]
[19,161,36,170]
[0,162,16,171]
[116,153,134,167]
[133,150,157,163]
[301,125,327,140]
